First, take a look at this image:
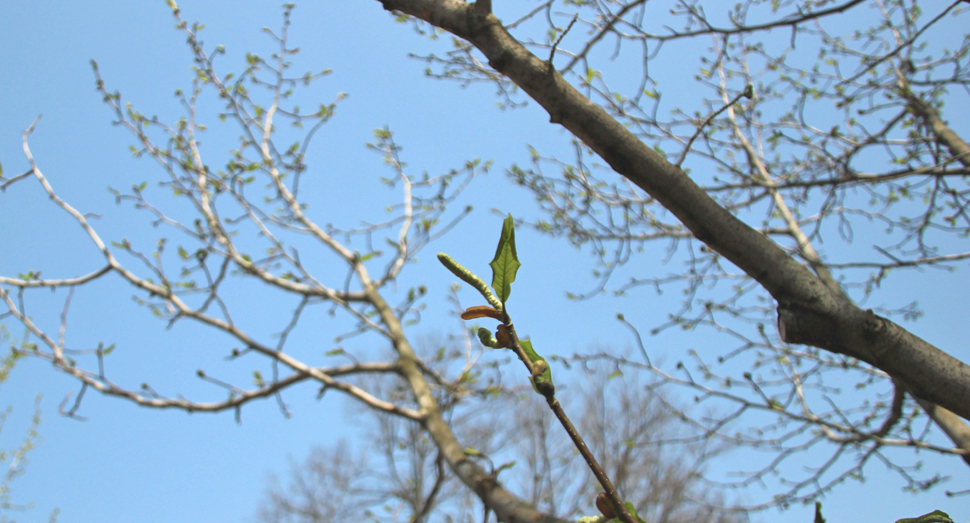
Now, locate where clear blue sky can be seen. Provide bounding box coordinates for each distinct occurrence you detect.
[1,1,967,522]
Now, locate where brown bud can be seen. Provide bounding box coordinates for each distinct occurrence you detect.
[495,324,511,348]
[596,492,616,518]
[460,305,503,321]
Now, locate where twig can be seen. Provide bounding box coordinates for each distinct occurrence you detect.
[546,396,636,523]
[505,316,637,523]
[549,14,579,70]
[676,85,752,167]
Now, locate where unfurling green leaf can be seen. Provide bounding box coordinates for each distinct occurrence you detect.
[814,502,826,523]
[519,339,553,395]
[489,214,520,304]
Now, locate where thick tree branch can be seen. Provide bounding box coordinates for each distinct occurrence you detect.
[914,399,970,466]
[903,93,970,169]
[377,0,970,421]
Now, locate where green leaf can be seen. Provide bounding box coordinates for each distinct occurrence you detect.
[494,461,516,475]
[895,510,953,523]
[814,502,826,523]
[607,502,647,523]
[624,502,647,523]
[489,214,520,304]
[519,339,552,394]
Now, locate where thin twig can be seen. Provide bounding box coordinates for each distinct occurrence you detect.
[676,85,752,167]
[549,14,579,70]
[505,313,637,523]
[547,395,636,523]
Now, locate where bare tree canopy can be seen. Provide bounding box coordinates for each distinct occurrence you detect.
[258,365,744,523]
[1,0,968,521]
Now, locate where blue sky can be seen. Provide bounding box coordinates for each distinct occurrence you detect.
[1,1,968,522]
